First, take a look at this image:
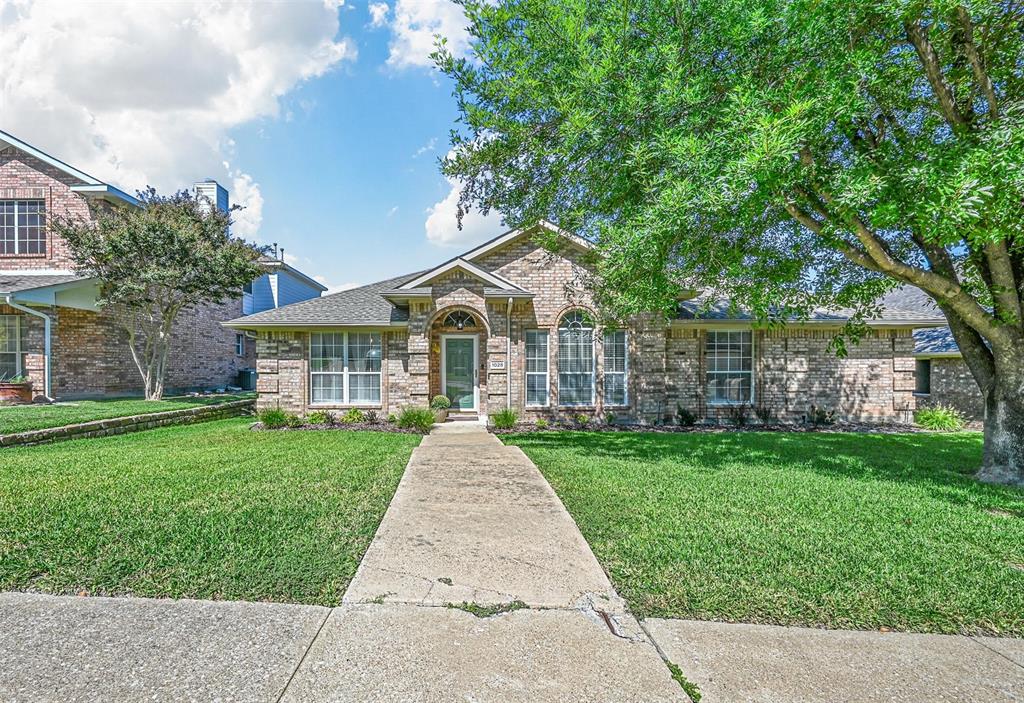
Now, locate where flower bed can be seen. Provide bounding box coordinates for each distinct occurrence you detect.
[490,420,933,435]
[251,420,423,435]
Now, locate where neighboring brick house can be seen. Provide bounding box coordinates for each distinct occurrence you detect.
[0,129,324,400]
[227,221,969,424]
[912,327,986,419]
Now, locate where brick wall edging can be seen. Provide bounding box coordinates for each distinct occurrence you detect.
[0,398,255,448]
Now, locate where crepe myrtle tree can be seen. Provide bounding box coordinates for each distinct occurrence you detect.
[54,188,265,400]
[436,0,1024,484]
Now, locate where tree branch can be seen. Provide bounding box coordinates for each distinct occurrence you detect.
[955,6,999,120]
[904,19,969,131]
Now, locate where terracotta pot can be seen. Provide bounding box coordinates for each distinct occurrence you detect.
[0,382,33,404]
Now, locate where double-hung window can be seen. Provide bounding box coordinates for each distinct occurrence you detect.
[706,330,753,404]
[310,332,382,405]
[0,315,22,379]
[603,330,627,405]
[0,200,46,255]
[558,311,594,406]
[525,330,549,406]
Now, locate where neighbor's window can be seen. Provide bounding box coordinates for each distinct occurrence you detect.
[0,200,46,255]
[558,310,594,406]
[0,315,22,379]
[706,330,753,404]
[525,330,549,406]
[310,331,381,405]
[235,333,246,357]
[603,329,627,406]
[915,359,932,395]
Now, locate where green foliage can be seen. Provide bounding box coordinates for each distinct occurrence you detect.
[916,404,967,432]
[676,406,697,427]
[340,408,366,424]
[572,413,590,428]
[306,410,334,426]
[491,407,519,429]
[259,408,289,429]
[807,405,836,427]
[535,417,549,429]
[396,406,436,433]
[667,662,702,703]
[430,395,452,410]
[364,410,379,424]
[724,404,750,427]
[52,188,264,399]
[387,413,398,424]
[446,600,528,618]
[605,412,616,426]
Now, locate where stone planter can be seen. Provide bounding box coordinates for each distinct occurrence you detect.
[0,382,33,404]
[433,408,448,423]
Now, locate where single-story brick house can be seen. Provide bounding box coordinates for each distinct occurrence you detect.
[227,221,976,424]
[912,327,984,419]
[0,129,324,401]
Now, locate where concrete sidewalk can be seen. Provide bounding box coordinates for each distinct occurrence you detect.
[2,423,1022,701]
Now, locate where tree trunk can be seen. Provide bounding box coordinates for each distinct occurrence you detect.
[976,380,1024,487]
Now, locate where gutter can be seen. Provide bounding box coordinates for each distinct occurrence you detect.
[3,295,51,399]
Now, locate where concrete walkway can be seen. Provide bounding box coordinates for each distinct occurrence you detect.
[2,423,1022,701]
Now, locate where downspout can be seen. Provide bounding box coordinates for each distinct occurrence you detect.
[506,297,513,410]
[4,294,51,400]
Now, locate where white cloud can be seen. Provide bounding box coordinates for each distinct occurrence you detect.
[412,137,437,158]
[386,0,472,69]
[0,0,356,239]
[425,177,502,247]
[315,275,360,294]
[387,205,400,217]
[226,168,264,240]
[368,2,390,27]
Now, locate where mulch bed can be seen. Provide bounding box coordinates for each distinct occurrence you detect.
[490,421,942,435]
[250,421,424,435]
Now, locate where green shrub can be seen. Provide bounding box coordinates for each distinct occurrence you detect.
[725,403,750,426]
[340,408,366,424]
[915,404,966,432]
[397,406,436,433]
[259,408,289,429]
[605,412,616,426]
[364,410,379,423]
[676,406,697,426]
[491,407,519,429]
[284,412,303,428]
[387,413,398,424]
[535,418,548,429]
[572,413,590,428]
[306,410,333,425]
[807,405,835,427]
[430,394,452,410]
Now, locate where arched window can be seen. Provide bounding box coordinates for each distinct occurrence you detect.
[443,310,476,330]
[558,310,594,406]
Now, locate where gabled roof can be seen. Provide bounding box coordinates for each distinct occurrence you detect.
[0,271,87,295]
[257,256,328,292]
[398,257,526,291]
[462,219,593,261]
[914,327,962,357]
[0,129,139,207]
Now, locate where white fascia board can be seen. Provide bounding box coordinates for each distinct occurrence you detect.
[399,257,524,291]
[462,220,594,262]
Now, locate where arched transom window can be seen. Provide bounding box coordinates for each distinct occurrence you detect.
[558,310,594,406]
[442,310,477,330]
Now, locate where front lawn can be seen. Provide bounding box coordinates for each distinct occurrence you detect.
[0,418,419,605]
[506,431,1024,636]
[0,393,253,435]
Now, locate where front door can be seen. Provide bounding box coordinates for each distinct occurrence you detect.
[443,336,477,411]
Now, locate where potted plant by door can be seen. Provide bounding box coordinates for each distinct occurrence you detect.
[430,395,452,423]
[0,375,33,404]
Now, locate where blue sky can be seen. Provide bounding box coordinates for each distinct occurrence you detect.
[0,0,503,292]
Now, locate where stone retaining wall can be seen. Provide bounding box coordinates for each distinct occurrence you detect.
[0,398,255,448]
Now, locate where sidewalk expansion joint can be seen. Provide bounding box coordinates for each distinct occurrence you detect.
[275,607,332,703]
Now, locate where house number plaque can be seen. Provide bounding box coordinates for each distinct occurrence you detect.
[489,360,507,371]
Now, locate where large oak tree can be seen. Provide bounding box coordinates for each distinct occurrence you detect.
[437,0,1024,484]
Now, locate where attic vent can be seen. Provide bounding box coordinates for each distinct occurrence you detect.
[443,310,477,330]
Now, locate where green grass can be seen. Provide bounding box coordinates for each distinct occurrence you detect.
[505,431,1024,636]
[0,418,419,605]
[0,393,254,434]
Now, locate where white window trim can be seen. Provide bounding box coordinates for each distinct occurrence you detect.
[603,329,629,407]
[0,315,22,378]
[705,329,755,406]
[309,331,383,407]
[524,329,550,408]
[235,333,245,357]
[0,200,46,256]
[557,313,596,408]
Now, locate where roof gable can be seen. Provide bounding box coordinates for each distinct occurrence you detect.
[398,257,525,291]
[462,220,593,262]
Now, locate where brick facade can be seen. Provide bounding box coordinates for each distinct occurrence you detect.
[917,357,985,419]
[251,237,932,424]
[1,144,255,399]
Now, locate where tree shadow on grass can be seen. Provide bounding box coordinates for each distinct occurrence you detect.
[510,430,1024,511]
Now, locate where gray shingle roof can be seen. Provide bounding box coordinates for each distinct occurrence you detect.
[914,327,961,355]
[677,285,946,325]
[226,271,425,327]
[0,273,87,294]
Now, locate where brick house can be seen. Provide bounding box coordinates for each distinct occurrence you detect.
[227,221,973,424]
[912,327,985,419]
[0,129,324,400]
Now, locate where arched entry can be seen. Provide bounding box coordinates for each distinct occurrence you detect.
[429,306,488,412]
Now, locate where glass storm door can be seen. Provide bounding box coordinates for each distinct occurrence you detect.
[444,337,476,410]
